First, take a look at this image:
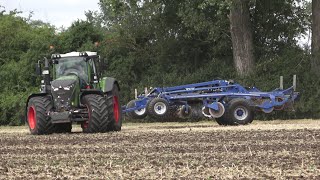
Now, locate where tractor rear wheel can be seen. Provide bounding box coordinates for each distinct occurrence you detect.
[107,86,122,131]
[81,94,111,133]
[27,96,55,135]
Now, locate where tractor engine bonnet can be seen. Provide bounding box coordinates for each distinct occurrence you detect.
[51,75,79,111]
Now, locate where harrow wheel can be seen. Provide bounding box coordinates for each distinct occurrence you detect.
[215,116,230,126]
[224,98,254,125]
[147,98,170,119]
[126,100,147,119]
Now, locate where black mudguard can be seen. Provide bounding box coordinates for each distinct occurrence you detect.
[80,89,104,99]
[103,77,120,93]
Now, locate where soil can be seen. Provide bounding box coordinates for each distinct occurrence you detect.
[0,120,320,179]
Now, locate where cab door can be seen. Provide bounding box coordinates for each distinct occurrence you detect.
[87,57,100,89]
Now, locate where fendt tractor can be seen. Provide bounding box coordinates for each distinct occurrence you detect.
[25,52,122,135]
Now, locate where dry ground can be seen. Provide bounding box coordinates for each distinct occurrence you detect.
[0,119,320,179]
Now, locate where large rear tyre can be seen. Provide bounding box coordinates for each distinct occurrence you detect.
[126,100,147,119]
[27,96,55,135]
[223,98,254,125]
[107,85,123,131]
[81,94,111,133]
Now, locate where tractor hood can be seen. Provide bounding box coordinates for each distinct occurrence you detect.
[51,75,80,111]
[51,75,79,88]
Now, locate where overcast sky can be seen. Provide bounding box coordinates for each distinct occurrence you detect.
[0,0,100,28]
[0,0,311,47]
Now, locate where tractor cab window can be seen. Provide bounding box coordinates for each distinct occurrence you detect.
[55,57,89,84]
[87,58,97,78]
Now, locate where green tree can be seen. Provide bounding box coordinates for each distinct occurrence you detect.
[0,11,56,125]
[229,0,255,76]
[312,0,320,76]
[55,20,104,53]
[252,0,310,59]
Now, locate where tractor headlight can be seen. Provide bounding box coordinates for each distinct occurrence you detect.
[63,84,73,91]
[51,86,59,91]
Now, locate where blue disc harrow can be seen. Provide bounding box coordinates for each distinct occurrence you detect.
[123,76,299,125]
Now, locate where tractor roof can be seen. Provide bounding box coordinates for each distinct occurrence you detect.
[59,51,97,58]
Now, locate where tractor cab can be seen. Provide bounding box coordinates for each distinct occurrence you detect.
[51,52,100,89]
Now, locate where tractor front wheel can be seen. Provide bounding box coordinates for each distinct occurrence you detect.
[27,96,55,135]
[81,94,111,133]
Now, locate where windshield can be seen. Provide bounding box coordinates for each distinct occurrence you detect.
[55,57,88,83]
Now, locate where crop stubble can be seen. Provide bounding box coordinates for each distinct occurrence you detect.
[0,120,320,179]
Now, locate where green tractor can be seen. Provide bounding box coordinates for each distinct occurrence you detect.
[25,51,122,134]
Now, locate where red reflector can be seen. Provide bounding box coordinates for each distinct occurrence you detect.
[86,85,91,89]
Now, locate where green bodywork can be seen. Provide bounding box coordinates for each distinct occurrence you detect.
[100,78,107,92]
[53,75,81,107]
[50,56,113,109]
[25,53,119,127]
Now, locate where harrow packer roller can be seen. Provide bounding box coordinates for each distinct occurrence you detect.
[123,76,299,125]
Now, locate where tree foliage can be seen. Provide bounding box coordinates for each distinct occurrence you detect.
[0,0,317,125]
[0,11,56,125]
[311,0,320,76]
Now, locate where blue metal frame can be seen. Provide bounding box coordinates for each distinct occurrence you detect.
[123,79,299,114]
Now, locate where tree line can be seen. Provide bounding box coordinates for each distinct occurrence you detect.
[0,0,319,125]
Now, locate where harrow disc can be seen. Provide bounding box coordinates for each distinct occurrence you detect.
[177,105,192,119]
[209,102,225,118]
[202,107,212,118]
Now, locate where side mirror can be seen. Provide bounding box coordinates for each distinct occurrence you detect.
[100,59,107,71]
[35,62,41,75]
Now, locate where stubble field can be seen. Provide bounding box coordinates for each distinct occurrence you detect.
[0,120,320,179]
